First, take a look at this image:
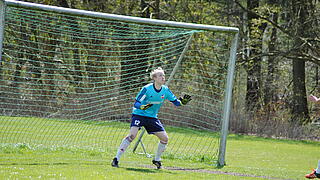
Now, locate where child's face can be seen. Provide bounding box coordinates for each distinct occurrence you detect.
[153,71,165,85]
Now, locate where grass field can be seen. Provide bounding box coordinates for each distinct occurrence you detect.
[0,116,319,179]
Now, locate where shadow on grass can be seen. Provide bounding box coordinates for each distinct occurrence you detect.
[165,166,287,180]
[125,167,176,174]
[124,167,158,173]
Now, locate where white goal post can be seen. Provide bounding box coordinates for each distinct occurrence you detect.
[0,0,239,166]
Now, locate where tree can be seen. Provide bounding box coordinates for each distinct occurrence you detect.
[245,0,266,112]
[264,0,279,108]
[290,0,314,124]
[235,0,319,125]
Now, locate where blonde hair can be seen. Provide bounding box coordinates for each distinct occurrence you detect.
[150,67,164,79]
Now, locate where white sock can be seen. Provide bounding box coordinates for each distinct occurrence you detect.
[316,160,320,174]
[115,137,131,161]
[154,142,167,161]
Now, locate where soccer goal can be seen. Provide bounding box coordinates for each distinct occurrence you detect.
[0,0,238,166]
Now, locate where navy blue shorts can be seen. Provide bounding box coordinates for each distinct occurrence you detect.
[130,114,165,134]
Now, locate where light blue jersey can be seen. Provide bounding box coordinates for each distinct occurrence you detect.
[132,83,180,118]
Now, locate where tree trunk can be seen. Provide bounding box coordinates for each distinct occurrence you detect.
[59,0,83,92]
[120,0,151,93]
[153,0,160,19]
[292,60,309,123]
[245,0,265,112]
[290,0,311,123]
[264,0,279,108]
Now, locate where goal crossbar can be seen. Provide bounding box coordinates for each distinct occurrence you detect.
[4,0,238,33]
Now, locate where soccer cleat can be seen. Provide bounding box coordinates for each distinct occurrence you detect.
[111,158,119,168]
[152,160,162,169]
[305,169,320,179]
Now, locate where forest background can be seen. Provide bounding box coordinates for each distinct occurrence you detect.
[10,0,320,140]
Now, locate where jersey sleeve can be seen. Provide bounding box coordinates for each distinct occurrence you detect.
[171,99,182,106]
[166,87,177,102]
[133,100,142,109]
[135,87,147,102]
[166,86,182,106]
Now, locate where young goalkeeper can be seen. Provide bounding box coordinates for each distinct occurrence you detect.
[111,67,192,169]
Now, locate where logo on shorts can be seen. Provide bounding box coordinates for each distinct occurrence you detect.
[134,120,140,126]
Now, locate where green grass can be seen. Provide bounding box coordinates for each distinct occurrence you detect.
[0,116,319,179]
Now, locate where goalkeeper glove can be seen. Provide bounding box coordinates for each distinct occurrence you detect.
[179,94,192,105]
[140,104,153,110]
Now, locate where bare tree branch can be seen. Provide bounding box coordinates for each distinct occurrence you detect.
[234,0,320,65]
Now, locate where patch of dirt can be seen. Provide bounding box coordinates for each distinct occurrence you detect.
[139,164,292,180]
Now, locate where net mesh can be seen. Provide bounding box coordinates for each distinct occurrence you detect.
[0,5,233,162]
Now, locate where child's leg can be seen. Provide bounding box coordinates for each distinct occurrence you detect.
[154,131,168,161]
[115,126,139,161]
